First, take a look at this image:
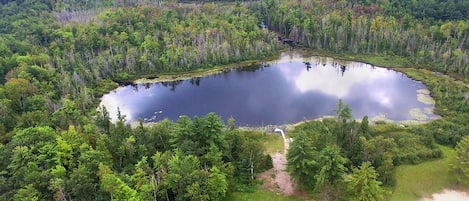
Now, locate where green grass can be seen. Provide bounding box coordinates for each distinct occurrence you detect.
[224,191,304,201]
[391,145,463,201]
[238,130,285,154]
[261,133,285,154]
[308,50,414,69]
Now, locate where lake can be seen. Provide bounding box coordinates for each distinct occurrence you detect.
[100,52,438,126]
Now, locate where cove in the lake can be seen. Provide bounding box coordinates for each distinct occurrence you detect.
[100,52,438,126]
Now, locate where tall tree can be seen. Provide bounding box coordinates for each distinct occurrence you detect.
[347,162,385,201]
[335,99,352,122]
[287,131,319,188]
[4,78,35,112]
[334,99,353,149]
[315,145,347,190]
[362,136,398,185]
[98,163,138,201]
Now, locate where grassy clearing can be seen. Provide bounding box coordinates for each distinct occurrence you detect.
[239,130,284,154]
[261,133,285,154]
[391,145,464,201]
[224,191,305,201]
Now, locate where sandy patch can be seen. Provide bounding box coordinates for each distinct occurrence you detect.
[421,189,469,201]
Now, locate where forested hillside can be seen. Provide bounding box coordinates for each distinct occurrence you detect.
[0,0,281,133]
[252,0,469,77]
[0,1,277,200]
[1,0,469,200]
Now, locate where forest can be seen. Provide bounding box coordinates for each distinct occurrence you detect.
[0,0,468,200]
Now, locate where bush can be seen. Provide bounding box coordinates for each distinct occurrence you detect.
[262,154,273,171]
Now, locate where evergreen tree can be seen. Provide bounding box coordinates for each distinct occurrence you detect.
[315,145,347,190]
[287,131,319,188]
[347,162,385,201]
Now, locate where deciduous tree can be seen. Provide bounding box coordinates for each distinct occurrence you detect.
[453,135,469,185]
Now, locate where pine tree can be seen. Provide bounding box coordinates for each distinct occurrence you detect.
[347,162,385,201]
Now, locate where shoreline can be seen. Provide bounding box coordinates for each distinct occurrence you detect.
[133,54,282,84]
[131,49,448,86]
[130,113,438,130]
[107,48,441,130]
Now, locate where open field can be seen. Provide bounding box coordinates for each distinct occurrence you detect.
[391,145,468,201]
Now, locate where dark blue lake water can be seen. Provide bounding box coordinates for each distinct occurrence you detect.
[100,52,437,126]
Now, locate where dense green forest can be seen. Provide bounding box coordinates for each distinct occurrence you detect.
[251,0,469,77]
[357,0,469,21]
[0,0,279,200]
[0,0,469,200]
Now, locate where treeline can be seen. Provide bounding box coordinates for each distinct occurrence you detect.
[0,112,272,200]
[52,3,279,83]
[251,0,469,78]
[287,100,442,200]
[0,0,154,10]
[378,0,469,21]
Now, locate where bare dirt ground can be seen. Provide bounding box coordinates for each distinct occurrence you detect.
[258,137,303,196]
[421,189,469,201]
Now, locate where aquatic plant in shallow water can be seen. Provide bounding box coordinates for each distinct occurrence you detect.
[417,89,436,105]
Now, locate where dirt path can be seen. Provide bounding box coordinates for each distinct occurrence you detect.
[421,189,469,201]
[271,151,296,195]
[258,136,298,195]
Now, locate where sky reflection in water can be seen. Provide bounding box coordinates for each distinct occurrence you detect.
[100,52,437,126]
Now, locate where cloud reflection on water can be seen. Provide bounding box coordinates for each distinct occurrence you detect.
[100,52,437,125]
